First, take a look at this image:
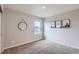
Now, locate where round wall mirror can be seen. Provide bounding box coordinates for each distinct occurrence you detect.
[18,20,27,31]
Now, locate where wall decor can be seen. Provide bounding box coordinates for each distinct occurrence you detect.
[51,21,56,28]
[18,19,27,31]
[56,20,62,28]
[62,19,70,28]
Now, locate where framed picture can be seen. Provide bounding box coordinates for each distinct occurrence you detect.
[62,19,70,28]
[56,20,61,28]
[51,21,56,28]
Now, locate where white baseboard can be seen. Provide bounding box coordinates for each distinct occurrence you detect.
[3,39,42,50]
[48,40,79,49]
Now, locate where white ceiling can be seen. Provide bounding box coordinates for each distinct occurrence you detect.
[5,4,79,17]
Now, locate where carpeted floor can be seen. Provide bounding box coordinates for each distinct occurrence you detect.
[3,40,79,54]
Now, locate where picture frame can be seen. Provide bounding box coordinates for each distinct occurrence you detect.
[62,19,70,28]
[56,20,62,28]
[51,21,56,28]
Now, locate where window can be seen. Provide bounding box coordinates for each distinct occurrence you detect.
[34,21,41,34]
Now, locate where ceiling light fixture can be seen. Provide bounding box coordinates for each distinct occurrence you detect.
[42,6,46,9]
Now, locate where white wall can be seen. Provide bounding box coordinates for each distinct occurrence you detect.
[0,12,1,53]
[1,5,4,53]
[45,9,79,49]
[4,8,42,49]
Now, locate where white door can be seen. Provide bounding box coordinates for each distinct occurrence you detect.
[0,12,1,53]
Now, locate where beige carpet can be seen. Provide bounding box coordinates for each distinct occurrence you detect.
[3,40,79,54]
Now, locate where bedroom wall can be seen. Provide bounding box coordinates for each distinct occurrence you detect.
[4,8,42,49]
[45,9,79,49]
[0,5,4,53]
[0,10,1,53]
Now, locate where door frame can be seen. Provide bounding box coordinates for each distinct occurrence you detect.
[0,5,2,53]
